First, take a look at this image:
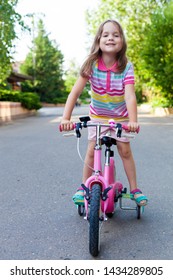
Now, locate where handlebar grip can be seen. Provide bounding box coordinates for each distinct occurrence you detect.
[59,123,76,132]
[122,124,140,133]
[136,126,140,133]
[59,124,63,132]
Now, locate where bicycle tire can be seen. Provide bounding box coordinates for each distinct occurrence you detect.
[89,184,101,257]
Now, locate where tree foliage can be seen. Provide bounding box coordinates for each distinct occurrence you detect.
[64,60,90,102]
[20,19,67,103]
[141,1,173,106]
[64,60,80,94]
[0,0,25,84]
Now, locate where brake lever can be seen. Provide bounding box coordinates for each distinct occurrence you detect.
[116,123,122,138]
[76,122,82,138]
[63,132,76,137]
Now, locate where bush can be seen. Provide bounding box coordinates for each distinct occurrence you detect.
[0,89,21,102]
[52,97,67,104]
[151,96,173,108]
[20,93,42,110]
[0,89,42,110]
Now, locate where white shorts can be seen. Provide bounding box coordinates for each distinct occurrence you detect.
[88,119,130,143]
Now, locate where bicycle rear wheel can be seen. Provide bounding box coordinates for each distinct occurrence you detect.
[89,184,101,257]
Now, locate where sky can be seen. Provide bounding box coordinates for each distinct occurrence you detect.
[15,0,99,68]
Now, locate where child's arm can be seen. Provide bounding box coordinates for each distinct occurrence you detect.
[61,75,88,131]
[124,84,139,132]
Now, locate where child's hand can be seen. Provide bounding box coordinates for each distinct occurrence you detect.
[127,122,139,132]
[60,119,74,131]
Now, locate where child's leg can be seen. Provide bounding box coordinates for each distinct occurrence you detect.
[117,141,137,188]
[117,141,147,206]
[73,141,95,204]
[82,140,95,183]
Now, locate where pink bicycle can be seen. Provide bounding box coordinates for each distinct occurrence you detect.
[60,116,143,257]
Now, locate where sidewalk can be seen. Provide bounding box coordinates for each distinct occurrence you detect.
[138,104,173,117]
[1,103,173,125]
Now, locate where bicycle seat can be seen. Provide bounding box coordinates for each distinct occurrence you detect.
[101,136,117,147]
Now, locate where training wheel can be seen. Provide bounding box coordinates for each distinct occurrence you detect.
[106,212,114,218]
[78,205,85,216]
[137,205,144,219]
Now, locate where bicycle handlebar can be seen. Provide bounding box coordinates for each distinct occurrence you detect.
[59,117,140,135]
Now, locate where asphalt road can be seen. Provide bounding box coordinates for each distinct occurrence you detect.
[0,106,173,260]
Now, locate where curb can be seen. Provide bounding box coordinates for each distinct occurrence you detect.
[0,101,36,125]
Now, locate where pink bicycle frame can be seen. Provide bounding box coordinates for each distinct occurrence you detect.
[84,123,118,219]
[59,119,138,219]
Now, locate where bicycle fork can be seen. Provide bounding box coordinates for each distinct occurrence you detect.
[82,143,115,221]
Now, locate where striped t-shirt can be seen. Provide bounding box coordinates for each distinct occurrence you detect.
[89,58,135,122]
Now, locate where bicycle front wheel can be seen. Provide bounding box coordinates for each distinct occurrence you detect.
[89,184,101,257]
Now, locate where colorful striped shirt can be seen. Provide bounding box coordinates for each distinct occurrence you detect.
[89,58,135,122]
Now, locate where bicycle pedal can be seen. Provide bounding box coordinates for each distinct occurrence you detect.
[122,193,133,199]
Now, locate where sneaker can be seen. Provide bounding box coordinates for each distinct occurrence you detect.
[72,189,84,205]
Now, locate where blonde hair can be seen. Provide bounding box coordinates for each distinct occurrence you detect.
[80,19,127,77]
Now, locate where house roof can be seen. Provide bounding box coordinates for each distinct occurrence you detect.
[7,72,33,83]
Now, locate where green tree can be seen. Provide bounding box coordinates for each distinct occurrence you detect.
[21,19,67,103]
[141,1,173,106]
[65,59,90,103]
[65,60,80,93]
[0,0,25,84]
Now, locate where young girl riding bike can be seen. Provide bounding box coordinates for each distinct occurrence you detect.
[60,19,148,207]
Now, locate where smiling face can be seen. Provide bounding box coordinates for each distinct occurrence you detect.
[99,21,123,55]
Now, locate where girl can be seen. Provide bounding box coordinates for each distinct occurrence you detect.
[60,19,148,206]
